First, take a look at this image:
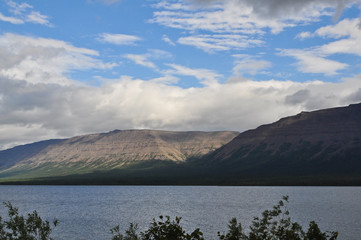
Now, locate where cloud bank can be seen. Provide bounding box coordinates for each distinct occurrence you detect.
[1,33,361,150]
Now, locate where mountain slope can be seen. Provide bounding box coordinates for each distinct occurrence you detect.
[0,139,64,170]
[195,103,361,184]
[0,130,238,180]
[1,103,361,185]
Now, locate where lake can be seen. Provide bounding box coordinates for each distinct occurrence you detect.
[0,186,360,239]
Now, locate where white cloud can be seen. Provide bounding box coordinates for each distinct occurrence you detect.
[233,54,272,75]
[316,18,361,56]
[280,18,361,75]
[0,12,23,24]
[151,0,361,52]
[123,49,172,70]
[149,75,180,84]
[0,33,117,85]
[189,0,360,21]
[147,49,173,59]
[152,1,270,34]
[152,1,194,10]
[26,11,52,26]
[1,1,52,26]
[151,0,359,34]
[97,33,142,45]
[7,1,33,15]
[0,35,360,150]
[164,64,222,86]
[162,35,176,46]
[279,49,348,75]
[295,31,313,40]
[125,54,157,69]
[178,34,264,52]
[2,72,361,150]
[0,123,59,150]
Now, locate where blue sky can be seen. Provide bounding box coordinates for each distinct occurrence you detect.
[1,0,361,149]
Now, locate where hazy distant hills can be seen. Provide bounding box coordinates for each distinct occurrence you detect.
[1,103,361,185]
[0,130,238,180]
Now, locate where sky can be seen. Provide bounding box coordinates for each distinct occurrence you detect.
[0,0,361,150]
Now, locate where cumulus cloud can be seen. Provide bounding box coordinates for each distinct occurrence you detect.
[1,28,361,151]
[285,89,311,105]
[2,71,361,150]
[97,33,142,45]
[316,18,361,56]
[0,33,117,85]
[0,33,360,150]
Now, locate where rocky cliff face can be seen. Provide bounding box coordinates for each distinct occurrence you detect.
[0,129,238,179]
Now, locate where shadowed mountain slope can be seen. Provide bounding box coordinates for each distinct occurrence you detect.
[0,139,64,170]
[192,103,361,184]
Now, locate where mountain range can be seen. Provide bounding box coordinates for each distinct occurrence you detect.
[0,130,238,180]
[1,103,361,185]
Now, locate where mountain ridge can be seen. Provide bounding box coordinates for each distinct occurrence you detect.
[186,103,361,185]
[0,129,239,180]
[209,103,361,162]
[1,103,361,185]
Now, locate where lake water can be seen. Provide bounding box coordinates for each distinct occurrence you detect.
[0,186,360,240]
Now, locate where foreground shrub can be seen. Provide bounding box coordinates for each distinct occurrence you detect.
[0,201,58,240]
[111,215,204,240]
[0,196,337,240]
[113,196,338,240]
[218,196,337,240]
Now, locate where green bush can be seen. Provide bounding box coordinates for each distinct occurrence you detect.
[217,196,338,240]
[0,201,58,240]
[111,215,204,240]
[113,196,338,240]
